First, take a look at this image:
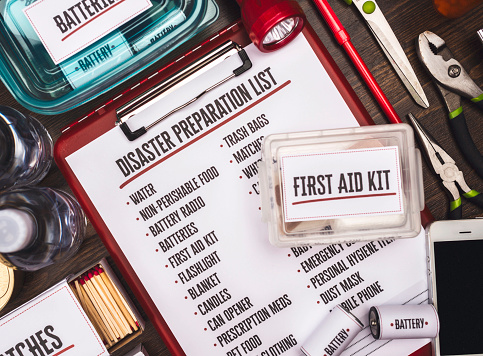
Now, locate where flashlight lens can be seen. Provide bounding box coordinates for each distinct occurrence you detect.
[262,17,299,45]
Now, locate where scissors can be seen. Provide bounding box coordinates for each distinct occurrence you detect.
[343,0,429,108]
[408,113,483,219]
[416,31,483,179]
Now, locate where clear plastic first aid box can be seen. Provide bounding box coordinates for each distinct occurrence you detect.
[258,124,425,247]
[0,0,218,114]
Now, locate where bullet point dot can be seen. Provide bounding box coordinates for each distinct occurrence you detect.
[156,249,159,252]
[249,191,252,195]
[194,312,197,315]
[425,321,428,325]
[165,265,168,268]
[136,218,139,221]
[307,285,310,288]
[297,270,301,273]
[288,254,291,257]
[126,202,130,205]
[214,344,217,347]
[220,144,223,148]
[239,176,242,179]
[146,233,149,236]
[204,328,207,331]
[391,323,394,327]
[317,301,320,304]
[230,160,233,163]
[346,329,350,332]
[185,296,188,299]
[175,280,178,284]
[259,207,261,210]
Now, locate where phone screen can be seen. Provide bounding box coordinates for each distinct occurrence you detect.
[434,239,483,355]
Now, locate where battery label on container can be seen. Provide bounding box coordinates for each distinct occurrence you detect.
[131,11,186,53]
[23,0,152,64]
[60,34,133,89]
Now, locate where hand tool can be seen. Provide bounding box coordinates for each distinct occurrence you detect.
[311,0,402,124]
[417,30,483,178]
[408,113,483,219]
[343,0,429,108]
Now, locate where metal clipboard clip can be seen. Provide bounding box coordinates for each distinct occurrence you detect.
[116,41,252,141]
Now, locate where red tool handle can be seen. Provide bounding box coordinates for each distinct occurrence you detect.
[312,0,402,124]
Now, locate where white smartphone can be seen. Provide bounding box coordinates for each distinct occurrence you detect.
[427,219,483,356]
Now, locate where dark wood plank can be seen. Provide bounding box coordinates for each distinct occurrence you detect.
[1,1,482,355]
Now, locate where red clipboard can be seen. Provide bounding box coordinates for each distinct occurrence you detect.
[54,20,432,356]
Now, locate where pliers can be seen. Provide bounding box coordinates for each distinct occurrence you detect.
[408,113,483,219]
[416,31,483,179]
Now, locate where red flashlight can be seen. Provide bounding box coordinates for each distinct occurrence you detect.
[236,0,306,52]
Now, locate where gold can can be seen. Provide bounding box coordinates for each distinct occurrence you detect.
[0,263,23,312]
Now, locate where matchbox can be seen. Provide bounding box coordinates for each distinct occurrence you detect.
[0,259,144,355]
[258,124,424,246]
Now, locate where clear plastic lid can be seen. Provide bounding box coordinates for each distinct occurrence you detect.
[0,0,219,114]
[259,124,425,247]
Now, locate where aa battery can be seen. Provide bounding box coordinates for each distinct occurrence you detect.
[369,304,439,340]
[301,305,364,356]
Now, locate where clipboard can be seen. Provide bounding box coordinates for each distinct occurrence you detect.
[54,20,432,356]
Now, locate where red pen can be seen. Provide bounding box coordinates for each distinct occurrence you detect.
[311,0,402,124]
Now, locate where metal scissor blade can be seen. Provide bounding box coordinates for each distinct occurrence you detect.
[353,0,429,108]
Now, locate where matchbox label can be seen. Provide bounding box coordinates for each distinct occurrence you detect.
[280,146,403,222]
[0,282,107,356]
[23,0,152,64]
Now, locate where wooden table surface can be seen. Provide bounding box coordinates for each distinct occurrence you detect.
[1,0,482,355]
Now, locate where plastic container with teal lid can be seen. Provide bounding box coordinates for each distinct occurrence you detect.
[0,0,219,114]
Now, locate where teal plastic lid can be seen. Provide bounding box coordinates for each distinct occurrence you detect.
[0,0,218,114]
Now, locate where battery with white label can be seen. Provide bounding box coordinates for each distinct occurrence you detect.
[301,305,364,356]
[369,304,439,340]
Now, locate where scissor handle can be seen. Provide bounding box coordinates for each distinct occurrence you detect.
[449,110,483,179]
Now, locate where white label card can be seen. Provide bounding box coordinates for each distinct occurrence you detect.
[281,146,404,222]
[0,281,108,356]
[23,0,152,64]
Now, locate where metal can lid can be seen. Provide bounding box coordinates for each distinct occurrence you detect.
[0,263,17,311]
